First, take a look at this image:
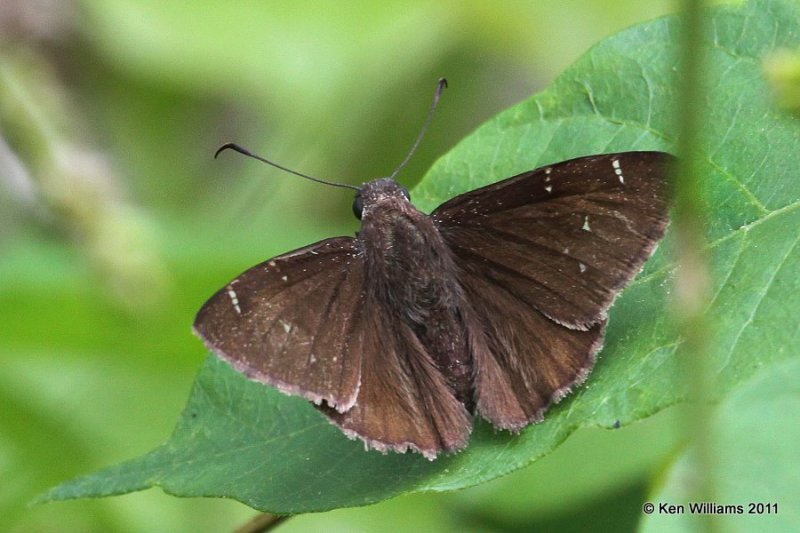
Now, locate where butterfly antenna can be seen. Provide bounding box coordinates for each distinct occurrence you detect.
[214,143,361,191]
[388,78,448,181]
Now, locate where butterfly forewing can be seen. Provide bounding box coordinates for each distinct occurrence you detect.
[193,237,365,412]
[433,152,671,330]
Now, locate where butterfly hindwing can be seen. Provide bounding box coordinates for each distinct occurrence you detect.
[459,269,605,429]
[320,298,472,458]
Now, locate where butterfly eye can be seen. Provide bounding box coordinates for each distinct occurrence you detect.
[352,194,364,220]
[400,186,411,202]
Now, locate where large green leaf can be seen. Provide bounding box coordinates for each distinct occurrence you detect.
[39,0,800,514]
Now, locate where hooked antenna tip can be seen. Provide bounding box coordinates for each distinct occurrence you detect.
[214,142,251,159]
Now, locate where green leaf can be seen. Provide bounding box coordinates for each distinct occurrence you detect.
[641,357,800,533]
[39,0,800,514]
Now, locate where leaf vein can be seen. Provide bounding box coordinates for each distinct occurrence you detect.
[722,225,800,370]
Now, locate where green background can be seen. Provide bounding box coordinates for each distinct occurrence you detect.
[3,1,798,532]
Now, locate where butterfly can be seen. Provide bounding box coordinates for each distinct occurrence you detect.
[194,80,671,459]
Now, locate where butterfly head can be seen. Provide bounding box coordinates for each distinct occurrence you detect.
[353,178,411,220]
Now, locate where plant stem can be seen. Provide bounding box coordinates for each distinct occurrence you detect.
[674,0,716,530]
[233,513,290,533]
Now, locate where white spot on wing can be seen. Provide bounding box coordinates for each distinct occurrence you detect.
[582,216,591,231]
[545,185,553,193]
[281,275,288,282]
[226,286,242,314]
[579,262,587,273]
[612,158,625,184]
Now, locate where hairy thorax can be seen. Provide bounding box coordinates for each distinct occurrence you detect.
[356,179,473,404]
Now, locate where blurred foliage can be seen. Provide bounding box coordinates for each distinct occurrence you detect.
[764,47,800,113]
[6,0,786,532]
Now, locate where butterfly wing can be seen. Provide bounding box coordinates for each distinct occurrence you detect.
[434,151,671,428]
[320,297,472,459]
[434,152,671,329]
[195,236,472,457]
[459,271,606,430]
[193,237,365,412]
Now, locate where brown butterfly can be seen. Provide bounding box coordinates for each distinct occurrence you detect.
[194,80,671,459]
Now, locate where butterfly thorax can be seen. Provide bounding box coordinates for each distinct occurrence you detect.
[356,179,473,405]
